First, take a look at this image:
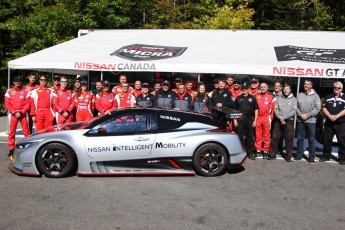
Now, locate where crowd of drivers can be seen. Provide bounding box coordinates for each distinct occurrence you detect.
[5,73,345,165]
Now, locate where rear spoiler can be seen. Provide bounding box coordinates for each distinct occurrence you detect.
[210,106,243,127]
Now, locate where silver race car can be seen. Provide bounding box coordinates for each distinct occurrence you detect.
[9,108,246,178]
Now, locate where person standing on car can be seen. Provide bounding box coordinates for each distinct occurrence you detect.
[319,81,345,165]
[255,82,275,159]
[25,73,39,134]
[95,81,116,115]
[5,75,31,157]
[30,75,55,132]
[114,82,136,108]
[174,83,193,111]
[137,83,155,108]
[193,83,211,113]
[53,76,75,124]
[155,80,177,109]
[74,81,95,121]
[233,82,258,160]
[269,83,297,162]
[296,79,321,164]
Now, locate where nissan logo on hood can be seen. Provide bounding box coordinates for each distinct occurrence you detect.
[111,44,188,61]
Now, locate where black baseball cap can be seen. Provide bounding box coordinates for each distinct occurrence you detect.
[81,80,88,85]
[250,78,258,83]
[13,75,23,82]
[142,83,150,88]
[241,82,250,89]
[74,77,82,82]
[175,78,182,83]
[53,75,60,80]
[162,80,170,86]
[103,80,110,86]
[234,79,240,84]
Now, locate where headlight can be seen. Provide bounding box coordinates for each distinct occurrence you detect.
[16,142,37,149]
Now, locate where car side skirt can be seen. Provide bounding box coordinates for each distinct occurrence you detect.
[78,157,196,176]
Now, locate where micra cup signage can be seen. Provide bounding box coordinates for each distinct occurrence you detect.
[111,44,188,61]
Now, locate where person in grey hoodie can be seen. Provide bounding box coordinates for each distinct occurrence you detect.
[296,80,321,164]
[269,83,297,162]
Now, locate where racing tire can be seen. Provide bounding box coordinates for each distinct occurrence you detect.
[36,143,76,178]
[192,143,228,177]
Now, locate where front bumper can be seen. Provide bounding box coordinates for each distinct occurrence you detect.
[8,162,40,177]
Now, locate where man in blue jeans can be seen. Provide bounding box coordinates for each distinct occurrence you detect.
[296,80,321,164]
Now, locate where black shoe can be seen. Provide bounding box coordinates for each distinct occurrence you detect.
[319,157,331,162]
[293,156,302,162]
[267,155,276,160]
[247,154,255,160]
[262,151,268,159]
[8,149,14,157]
[255,150,262,158]
[339,159,345,165]
[285,158,291,162]
[309,159,315,165]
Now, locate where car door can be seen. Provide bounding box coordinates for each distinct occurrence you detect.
[84,111,157,158]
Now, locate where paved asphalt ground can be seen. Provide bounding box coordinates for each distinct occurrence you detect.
[0,116,345,230]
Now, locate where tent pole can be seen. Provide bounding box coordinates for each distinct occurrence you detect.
[101,71,103,81]
[294,77,301,135]
[197,73,200,83]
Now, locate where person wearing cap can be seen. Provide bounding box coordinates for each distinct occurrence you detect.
[95,81,116,115]
[114,82,136,108]
[151,82,161,96]
[320,81,345,165]
[73,76,82,94]
[249,78,260,96]
[137,83,155,108]
[185,81,197,101]
[226,75,234,92]
[173,84,193,111]
[74,81,95,121]
[112,74,134,95]
[208,78,219,98]
[25,73,39,134]
[296,79,321,164]
[51,75,61,91]
[193,83,211,113]
[254,82,276,159]
[91,81,103,116]
[30,75,56,132]
[155,80,177,108]
[173,78,183,94]
[233,82,258,160]
[270,83,297,162]
[133,80,142,98]
[5,75,31,157]
[230,79,241,101]
[52,75,75,124]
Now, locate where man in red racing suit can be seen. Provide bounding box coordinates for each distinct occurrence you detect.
[5,76,31,157]
[53,76,75,124]
[254,82,276,158]
[114,83,136,108]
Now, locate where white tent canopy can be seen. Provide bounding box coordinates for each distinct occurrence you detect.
[8,29,345,78]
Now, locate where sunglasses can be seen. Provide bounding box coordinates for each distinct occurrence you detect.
[40,79,47,81]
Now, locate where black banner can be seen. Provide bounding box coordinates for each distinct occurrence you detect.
[111,44,187,61]
[274,45,345,64]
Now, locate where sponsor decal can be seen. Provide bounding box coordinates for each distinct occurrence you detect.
[112,144,152,151]
[274,45,345,64]
[87,147,111,152]
[111,44,188,61]
[74,62,156,71]
[23,163,32,167]
[155,142,186,148]
[273,67,345,77]
[160,115,181,122]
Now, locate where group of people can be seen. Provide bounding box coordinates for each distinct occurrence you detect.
[4,73,345,165]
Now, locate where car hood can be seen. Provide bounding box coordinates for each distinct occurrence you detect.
[32,121,87,136]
